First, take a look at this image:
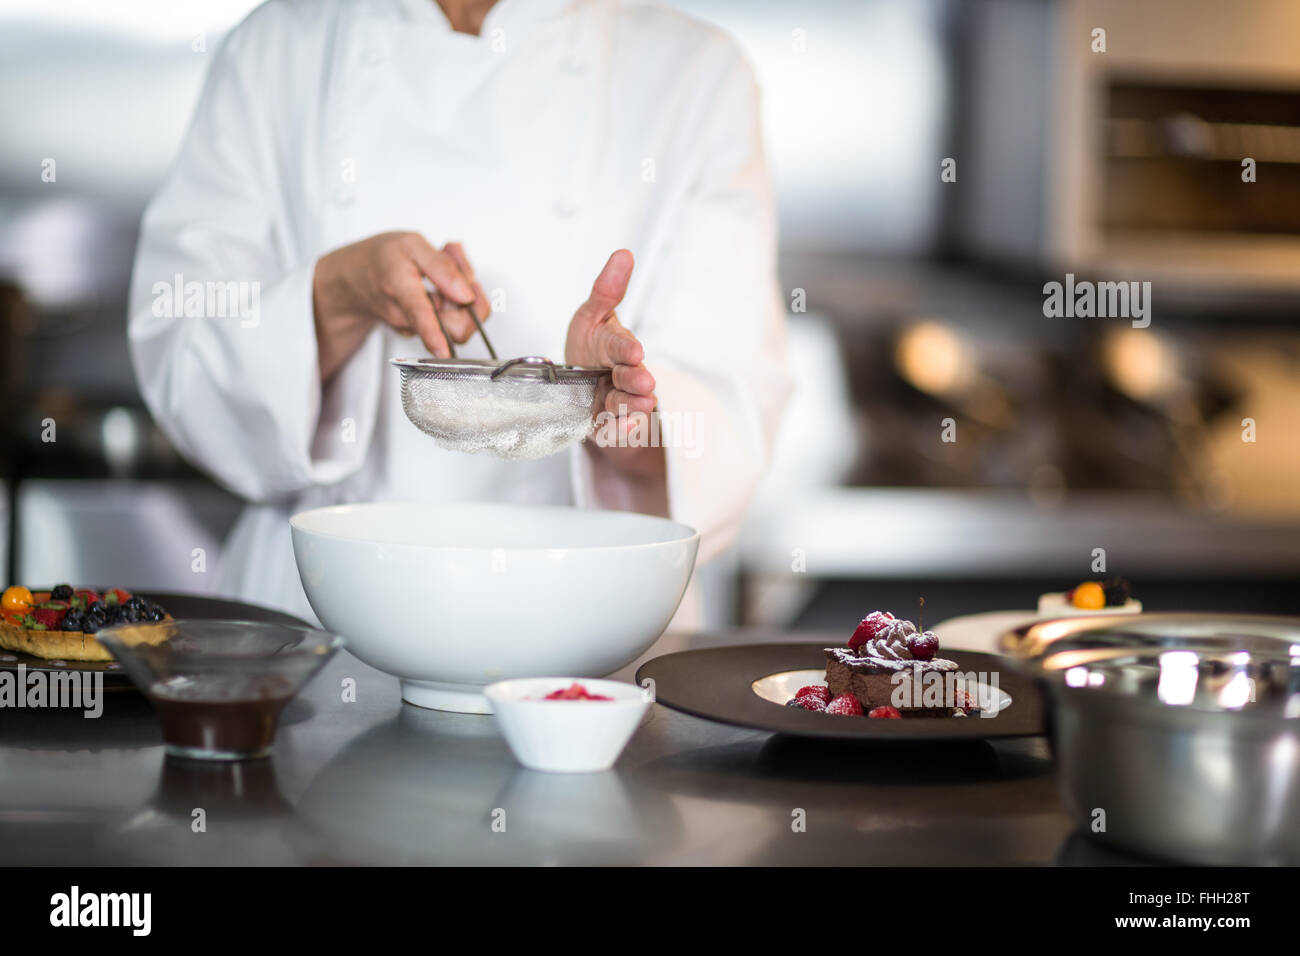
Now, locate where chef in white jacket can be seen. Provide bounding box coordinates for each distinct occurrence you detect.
[128,0,789,625]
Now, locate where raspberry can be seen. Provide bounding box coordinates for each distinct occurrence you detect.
[543,682,612,701]
[953,689,978,713]
[105,588,132,606]
[849,610,895,650]
[788,694,827,712]
[794,684,830,704]
[825,694,863,716]
[907,630,940,661]
[31,607,66,630]
[868,706,902,719]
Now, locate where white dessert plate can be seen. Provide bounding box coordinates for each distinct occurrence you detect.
[932,610,1044,654]
[934,604,1142,654]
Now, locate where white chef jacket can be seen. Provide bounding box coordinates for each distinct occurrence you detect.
[128,0,790,626]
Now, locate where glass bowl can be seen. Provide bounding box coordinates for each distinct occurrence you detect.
[97,619,342,760]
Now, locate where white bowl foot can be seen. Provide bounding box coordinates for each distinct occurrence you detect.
[400,680,493,714]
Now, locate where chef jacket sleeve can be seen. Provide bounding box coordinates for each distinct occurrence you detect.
[126,9,382,504]
[572,41,792,564]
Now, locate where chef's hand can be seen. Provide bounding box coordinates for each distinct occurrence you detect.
[312,232,491,381]
[566,250,667,491]
[566,250,657,422]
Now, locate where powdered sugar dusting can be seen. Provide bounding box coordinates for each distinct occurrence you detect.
[401,374,597,460]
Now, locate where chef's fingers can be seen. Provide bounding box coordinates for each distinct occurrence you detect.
[605,387,656,418]
[592,315,644,369]
[611,362,655,396]
[431,291,479,344]
[383,265,451,356]
[443,242,492,322]
[572,249,634,331]
[443,241,475,279]
[391,280,452,357]
[402,233,475,305]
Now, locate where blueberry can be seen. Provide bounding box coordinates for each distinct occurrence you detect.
[147,606,166,622]
[61,612,85,632]
[1101,576,1131,606]
[50,584,73,602]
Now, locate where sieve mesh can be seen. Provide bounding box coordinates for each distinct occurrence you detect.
[395,359,606,460]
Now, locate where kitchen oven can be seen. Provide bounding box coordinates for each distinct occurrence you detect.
[958,0,1300,294]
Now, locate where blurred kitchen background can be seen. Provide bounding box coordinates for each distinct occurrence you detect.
[2,0,1299,630]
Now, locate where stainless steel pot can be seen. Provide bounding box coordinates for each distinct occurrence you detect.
[1001,613,1300,865]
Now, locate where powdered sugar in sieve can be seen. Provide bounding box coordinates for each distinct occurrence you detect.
[394,357,608,461]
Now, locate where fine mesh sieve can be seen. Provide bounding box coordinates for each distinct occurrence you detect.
[393,356,609,460]
[392,291,609,460]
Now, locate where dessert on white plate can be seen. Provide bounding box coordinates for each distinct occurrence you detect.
[1037,576,1142,617]
[933,577,1142,654]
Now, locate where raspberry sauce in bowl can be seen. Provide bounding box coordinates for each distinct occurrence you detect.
[97,620,342,761]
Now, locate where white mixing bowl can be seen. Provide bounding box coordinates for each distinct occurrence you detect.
[289,502,698,713]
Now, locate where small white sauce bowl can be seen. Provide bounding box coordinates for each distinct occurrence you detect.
[484,677,652,773]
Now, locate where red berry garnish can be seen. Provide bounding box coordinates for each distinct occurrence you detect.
[867,706,902,719]
[825,694,863,716]
[848,610,895,650]
[906,630,940,661]
[794,684,830,704]
[542,682,612,701]
[953,689,978,713]
[31,607,66,629]
[788,694,827,712]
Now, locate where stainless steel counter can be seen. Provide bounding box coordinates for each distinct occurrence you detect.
[0,626,1120,867]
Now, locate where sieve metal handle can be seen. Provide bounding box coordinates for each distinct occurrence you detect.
[491,356,559,382]
[428,290,458,360]
[468,310,498,361]
[426,289,499,361]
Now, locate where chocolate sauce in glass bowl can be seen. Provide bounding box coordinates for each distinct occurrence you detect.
[97,619,342,761]
[146,674,295,760]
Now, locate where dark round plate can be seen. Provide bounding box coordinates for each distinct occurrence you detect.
[636,643,1045,741]
[0,592,310,691]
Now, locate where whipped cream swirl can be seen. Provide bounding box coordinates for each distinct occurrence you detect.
[857,618,917,661]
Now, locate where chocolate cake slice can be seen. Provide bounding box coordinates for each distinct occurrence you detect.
[824,647,960,712]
